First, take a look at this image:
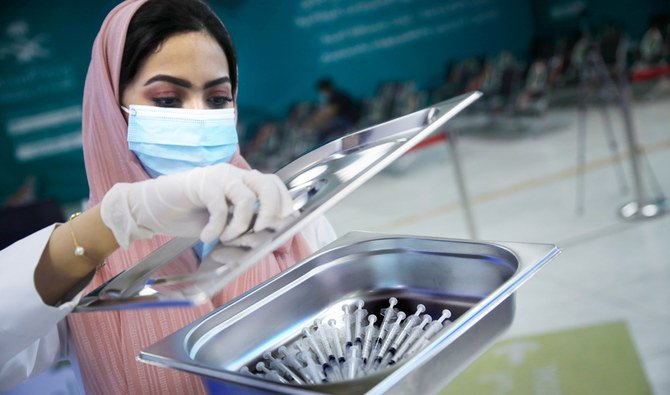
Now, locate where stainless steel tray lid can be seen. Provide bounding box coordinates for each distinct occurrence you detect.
[75,92,482,312]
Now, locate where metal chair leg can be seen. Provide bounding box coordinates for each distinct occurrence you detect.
[576,103,588,216]
[445,131,478,239]
[617,81,667,219]
[599,106,629,194]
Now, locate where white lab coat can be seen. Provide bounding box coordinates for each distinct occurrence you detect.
[0,217,337,391]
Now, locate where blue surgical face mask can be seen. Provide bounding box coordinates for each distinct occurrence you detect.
[124,104,238,178]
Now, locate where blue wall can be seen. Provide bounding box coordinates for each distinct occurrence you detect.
[531,0,670,40]
[213,0,535,122]
[0,0,118,202]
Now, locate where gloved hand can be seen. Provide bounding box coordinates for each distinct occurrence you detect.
[100,163,294,249]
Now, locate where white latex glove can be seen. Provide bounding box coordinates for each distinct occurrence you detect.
[100,163,294,249]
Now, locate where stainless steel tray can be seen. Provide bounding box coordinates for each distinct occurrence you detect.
[75,92,482,312]
[139,231,560,394]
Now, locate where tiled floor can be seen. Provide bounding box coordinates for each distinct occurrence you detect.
[326,95,670,394]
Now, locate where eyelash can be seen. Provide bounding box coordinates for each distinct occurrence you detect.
[151,96,181,107]
[207,96,233,108]
[151,95,233,109]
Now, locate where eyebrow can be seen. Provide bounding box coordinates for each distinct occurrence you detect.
[144,75,231,89]
[204,77,231,89]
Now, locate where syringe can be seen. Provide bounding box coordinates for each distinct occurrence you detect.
[341,304,354,348]
[278,346,314,385]
[406,309,452,357]
[389,304,426,355]
[344,343,363,380]
[263,351,304,384]
[315,319,344,381]
[314,319,337,364]
[366,312,406,374]
[239,366,256,377]
[323,360,343,383]
[302,328,328,367]
[326,319,346,368]
[297,351,326,384]
[373,312,406,363]
[353,299,367,346]
[307,324,346,382]
[293,339,310,355]
[364,307,428,372]
[361,314,378,364]
[369,297,398,362]
[256,362,289,384]
[376,297,398,346]
[390,314,432,365]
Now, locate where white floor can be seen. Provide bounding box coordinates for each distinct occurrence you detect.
[326,96,670,394]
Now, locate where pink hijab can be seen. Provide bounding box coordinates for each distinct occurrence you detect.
[67,1,312,393]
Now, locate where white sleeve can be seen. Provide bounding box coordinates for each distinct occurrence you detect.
[0,225,84,391]
[299,215,338,252]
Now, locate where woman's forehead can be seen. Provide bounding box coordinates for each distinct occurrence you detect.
[138,31,230,84]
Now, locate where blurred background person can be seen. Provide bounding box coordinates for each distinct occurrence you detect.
[303,78,361,144]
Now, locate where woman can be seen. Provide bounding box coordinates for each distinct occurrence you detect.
[0,0,336,393]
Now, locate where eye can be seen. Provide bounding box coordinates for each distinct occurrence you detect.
[207,96,233,108]
[152,96,182,107]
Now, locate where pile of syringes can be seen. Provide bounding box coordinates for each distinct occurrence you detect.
[240,297,452,385]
